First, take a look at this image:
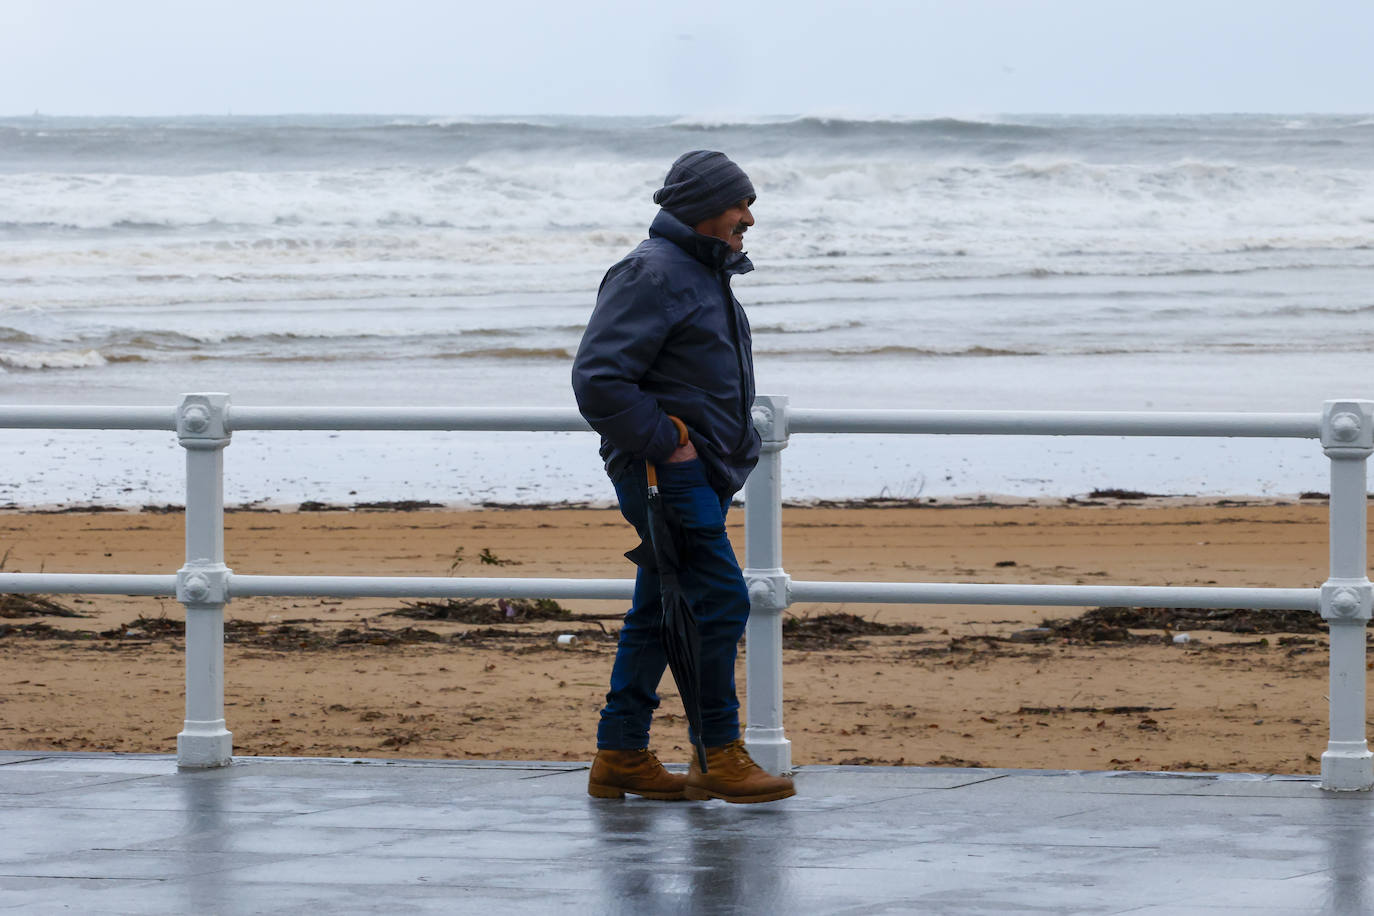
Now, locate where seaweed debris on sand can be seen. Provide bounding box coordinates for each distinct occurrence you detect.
[783,612,925,650]
[1042,606,1324,643]
[0,594,88,619]
[388,597,572,623]
[0,608,618,651]
[386,597,621,624]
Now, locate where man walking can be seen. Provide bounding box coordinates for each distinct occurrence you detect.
[572,151,795,804]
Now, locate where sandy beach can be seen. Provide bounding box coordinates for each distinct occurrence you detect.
[0,498,1350,774]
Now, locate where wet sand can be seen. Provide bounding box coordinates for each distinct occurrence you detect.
[0,499,1350,774]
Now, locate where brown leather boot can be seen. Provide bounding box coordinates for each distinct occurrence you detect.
[684,739,796,804]
[587,748,688,800]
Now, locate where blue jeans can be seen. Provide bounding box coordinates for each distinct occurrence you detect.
[597,458,751,751]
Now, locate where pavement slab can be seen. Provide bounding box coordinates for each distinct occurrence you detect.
[0,751,1368,914]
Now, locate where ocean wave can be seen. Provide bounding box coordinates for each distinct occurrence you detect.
[104,330,216,348]
[1270,302,1374,317]
[1,253,1362,316]
[4,115,1373,320]
[0,348,107,370]
[664,113,802,129]
[441,347,574,360]
[389,117,565,130]
[0,327,40,345]
[111,327,456,351]
[0,277,593,312]
[7,114,1374,188]
[150,345,581,365]
[2,154,1371,244]
[751,319,864,334]
[665,114,1051,138]
[0,164,658,235]
[763,345,1040,358]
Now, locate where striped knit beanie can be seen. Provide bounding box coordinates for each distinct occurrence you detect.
[653,150,756,227]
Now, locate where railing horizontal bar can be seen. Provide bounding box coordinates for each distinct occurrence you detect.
[230,574,633,600]
[786,408,1320,439]
[790,580,1321,611]
[0,406,175,430]
[227,406,592,432]
[1,572,1316,611]
[0,405,1327,440]
[0,573,178,596]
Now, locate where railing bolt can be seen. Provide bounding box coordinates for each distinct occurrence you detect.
[1331,588,1361,618]
[181,405,211,434]
[182,573,210,603]
[1330,412,1362,443]
[748,578,771,606]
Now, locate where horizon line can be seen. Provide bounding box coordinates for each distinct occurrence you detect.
[5,110,1374,120]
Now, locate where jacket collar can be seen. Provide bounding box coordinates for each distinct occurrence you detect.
[649,208,754,276]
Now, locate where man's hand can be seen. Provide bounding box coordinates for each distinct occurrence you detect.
[664,414,695,462]
[666,440,698,463]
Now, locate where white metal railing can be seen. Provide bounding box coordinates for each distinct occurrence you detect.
[0,394,1370,790]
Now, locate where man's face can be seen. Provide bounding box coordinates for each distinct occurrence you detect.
[694,200,755,252]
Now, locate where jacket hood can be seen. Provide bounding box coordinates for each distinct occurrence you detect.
[649,209,754,276]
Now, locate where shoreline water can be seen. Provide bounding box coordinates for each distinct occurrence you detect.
[0,424,1351,509]
[0,491,1347,515]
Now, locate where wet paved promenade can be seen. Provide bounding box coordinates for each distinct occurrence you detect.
[1,750,1371,914]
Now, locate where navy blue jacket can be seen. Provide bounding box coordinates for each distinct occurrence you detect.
[572,209,760,495]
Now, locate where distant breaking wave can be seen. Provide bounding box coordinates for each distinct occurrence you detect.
[0,348,108,370]
[2,156,1369,239]
[750,319,864,334]
[664,114,1054,138]
[761,345,1042,358]
[442,346,574,360]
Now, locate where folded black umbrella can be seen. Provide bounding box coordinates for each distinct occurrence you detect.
[630,460,709,773]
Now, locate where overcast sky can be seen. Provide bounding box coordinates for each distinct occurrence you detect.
[2,0,1371,117]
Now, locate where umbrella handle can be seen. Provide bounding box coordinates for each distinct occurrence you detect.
[646,415,691,489]
[667,415,689,447]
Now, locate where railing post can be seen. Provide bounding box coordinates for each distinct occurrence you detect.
[743,394,792,775]
[175,394,234,768]
[1318,400,1374,791]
